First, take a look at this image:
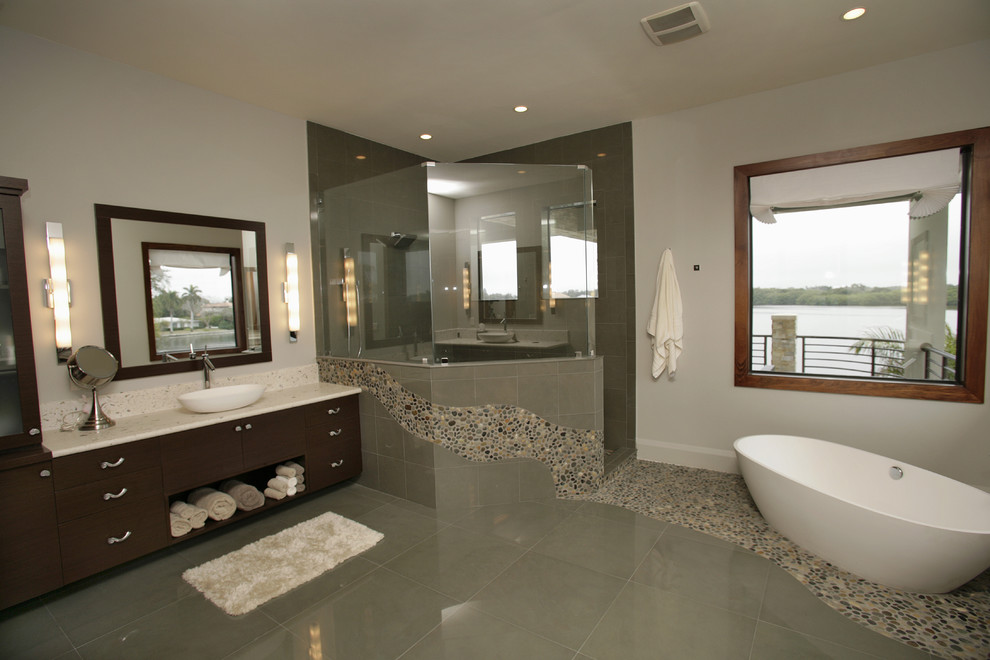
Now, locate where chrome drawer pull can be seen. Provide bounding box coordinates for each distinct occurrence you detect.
[234,425,243,432]
[327,407,341,415]
[100,457,125,469]
[107,531,132,545]
[331,459,345,468]
[328,429,342,437]
[39,469,52,478]
[245,423,253,430]
[103,487,128,501]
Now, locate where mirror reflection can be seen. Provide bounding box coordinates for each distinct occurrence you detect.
[96,205,272,380]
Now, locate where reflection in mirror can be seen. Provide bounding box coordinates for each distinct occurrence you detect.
[96,205,271,381]
[142,243,252,360]
[543,201,598,299]
[734,128,989,402]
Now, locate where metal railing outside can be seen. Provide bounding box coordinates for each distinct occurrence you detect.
[751,335,955,380]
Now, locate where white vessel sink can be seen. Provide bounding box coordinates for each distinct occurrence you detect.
[178,384,266,413]
[478,331,515,344]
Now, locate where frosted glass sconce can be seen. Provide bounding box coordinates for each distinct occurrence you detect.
[343,251,357,328]
[283,243,300,342]
[44,222,72,362]
[462,262,471,313]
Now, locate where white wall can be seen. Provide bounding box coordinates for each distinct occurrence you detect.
[0,27,313,403]
[634,40,990,488]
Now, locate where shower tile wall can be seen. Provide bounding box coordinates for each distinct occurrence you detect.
[307,121,635,451]
[352,358,603,509]
[466,124,636,450]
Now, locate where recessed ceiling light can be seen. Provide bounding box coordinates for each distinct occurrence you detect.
[420,134,432,140]
[517,170,527,174]
[355,155,367,160]
[514,105,528,113]
[842,7,866,20]
[597,152,607,158]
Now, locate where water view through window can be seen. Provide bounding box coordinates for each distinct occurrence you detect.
[751,197,961,380]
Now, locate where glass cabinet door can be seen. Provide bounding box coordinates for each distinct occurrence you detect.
[0,179,42,451]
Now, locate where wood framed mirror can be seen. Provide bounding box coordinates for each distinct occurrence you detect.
[96,204,272,380]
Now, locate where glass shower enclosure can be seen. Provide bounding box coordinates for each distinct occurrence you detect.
[311,162,595,364]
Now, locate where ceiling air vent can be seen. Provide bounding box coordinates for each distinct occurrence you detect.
[641,2,710,46]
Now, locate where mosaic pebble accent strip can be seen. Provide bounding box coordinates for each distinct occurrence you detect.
[584,458,990,660]
[41,364,319,430]
[318,357,603,498]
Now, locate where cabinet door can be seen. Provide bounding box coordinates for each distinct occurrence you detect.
[161,424,242,493]
[0,180,43,452]
[0,460,63,608]
[241,408,305,470]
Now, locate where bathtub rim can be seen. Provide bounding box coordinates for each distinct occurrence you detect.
[733,434,990,535]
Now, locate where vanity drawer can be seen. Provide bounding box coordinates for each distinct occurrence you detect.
[303,395,359,428]
[54,438,161,491]
[58,494,167,583]
[55,467,163,523]
[305,428,362,491]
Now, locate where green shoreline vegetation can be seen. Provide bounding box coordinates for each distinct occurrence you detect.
[753,284,958,308]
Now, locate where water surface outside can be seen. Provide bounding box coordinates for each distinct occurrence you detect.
[753,305,958,338]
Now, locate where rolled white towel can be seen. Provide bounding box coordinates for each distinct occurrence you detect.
[220,479,265,512]
[295,482,306,493]
[274,465,296,478]
[284,460,305,475]
[263,487,286,500]
[169,500,208,528]
[267,475,296,492]
[188,487,237,521]
[170,512,192,537]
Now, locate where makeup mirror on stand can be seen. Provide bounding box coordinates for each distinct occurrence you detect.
[67,346,119,430]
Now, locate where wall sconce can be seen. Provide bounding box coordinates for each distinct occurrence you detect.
[44,222,73,362]
[462,262,471,313]
[283,243,300,342]
[343,250,357,328]
[547,260,556,313]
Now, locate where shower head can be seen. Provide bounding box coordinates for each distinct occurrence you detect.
[390,232,416,249]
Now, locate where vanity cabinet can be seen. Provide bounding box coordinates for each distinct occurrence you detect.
[0,450,63,609]
[304,396,361,490]
[53,438,166,583]
[0,176,43,452]
[1,390,361,609]
[161,407,305,493]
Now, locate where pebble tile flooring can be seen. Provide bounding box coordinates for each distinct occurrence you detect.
[582,458,990,660]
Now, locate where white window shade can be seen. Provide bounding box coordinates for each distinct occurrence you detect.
[149,248,232,275]
[750,148,961,224]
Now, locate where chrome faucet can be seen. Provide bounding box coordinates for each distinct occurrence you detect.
[500,317,507,332]
[199,352,216,388]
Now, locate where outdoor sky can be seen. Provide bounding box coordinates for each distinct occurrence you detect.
[752,198,961,289]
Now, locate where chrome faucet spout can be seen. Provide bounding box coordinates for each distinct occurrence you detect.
[200,353,216,388]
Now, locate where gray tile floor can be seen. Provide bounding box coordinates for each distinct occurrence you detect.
[1,483,934,659]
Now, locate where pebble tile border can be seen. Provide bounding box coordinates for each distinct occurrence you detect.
[317,357,603,498]
[584,458,989,660]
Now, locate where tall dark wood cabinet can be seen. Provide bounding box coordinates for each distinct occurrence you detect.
[0,176,42,451]
[0,176,63,608]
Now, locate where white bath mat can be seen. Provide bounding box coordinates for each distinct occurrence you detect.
[182,511,383,616]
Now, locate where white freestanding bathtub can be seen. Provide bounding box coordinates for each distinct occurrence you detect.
[734,434,990,593]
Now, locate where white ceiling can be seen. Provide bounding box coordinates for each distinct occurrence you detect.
[2,0,988,162]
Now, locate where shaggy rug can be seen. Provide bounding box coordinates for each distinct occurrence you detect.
[182,511,383,616]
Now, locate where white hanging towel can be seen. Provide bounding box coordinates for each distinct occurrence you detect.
[647,248,683,378]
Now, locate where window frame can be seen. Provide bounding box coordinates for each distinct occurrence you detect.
[734,128,989,402]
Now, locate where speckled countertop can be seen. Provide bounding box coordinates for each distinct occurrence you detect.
[43,382,361,458]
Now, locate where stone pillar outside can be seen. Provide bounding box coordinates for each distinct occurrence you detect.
[771,315,797,373]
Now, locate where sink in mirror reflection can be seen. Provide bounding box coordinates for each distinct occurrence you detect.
[178,383,265,413]
[477,331,515,343]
